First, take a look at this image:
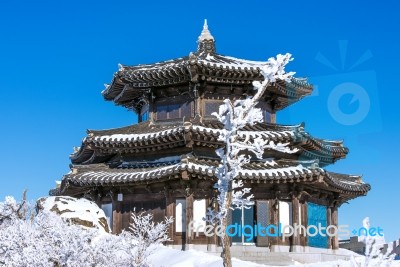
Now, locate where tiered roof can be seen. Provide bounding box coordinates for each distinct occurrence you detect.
[102,20,313,111]
[58,154,370,200]
[71,119,348,166]
[54,21,371,202]
[57,118,370,200]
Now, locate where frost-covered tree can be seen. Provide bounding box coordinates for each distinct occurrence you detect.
[129,210,174,267]
[0,196,173,267]
[205,53,298,267]
[351,217,395,267]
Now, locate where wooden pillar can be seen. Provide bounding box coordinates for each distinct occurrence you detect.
[327,206,333,249]
[292,197,301,248]
[185,193,194,246]
[300,202,308,247]
[270,112,276,123]
[165,195,175,244]
[269,200,279,247]
[112,199,122,234]
[331,206,339,249]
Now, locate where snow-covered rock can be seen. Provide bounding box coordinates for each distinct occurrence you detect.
[37,196,110,233]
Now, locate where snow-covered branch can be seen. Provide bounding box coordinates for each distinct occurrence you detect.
[208,53,296,267]
[352,217,395,267]
[208,53,296,223]
[0,196,174,267]
[129,210,174,267]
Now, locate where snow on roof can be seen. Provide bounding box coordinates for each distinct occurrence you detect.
[92,125,295,143]
[238,164,314,177]
[198,54,265,70]
[93,127,184,142]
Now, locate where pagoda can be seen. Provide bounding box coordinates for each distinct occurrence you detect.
[52,21,370,253]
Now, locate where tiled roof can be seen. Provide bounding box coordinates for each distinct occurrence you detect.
[102,50,313,111]
[61,156,370,195]
[71,120,348,166]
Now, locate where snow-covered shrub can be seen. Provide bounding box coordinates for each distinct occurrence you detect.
[0,196,174,267]
[1,207,88,266]
[129,210,174,267]
[0,196,25,228]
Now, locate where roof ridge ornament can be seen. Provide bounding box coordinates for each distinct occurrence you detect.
[197,19,216,54]
[198,19,214,41]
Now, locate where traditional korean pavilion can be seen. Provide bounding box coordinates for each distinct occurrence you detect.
[52,21,370,253]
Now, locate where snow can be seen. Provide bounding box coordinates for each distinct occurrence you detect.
[78,163,181,182]
[149,246,266,267]
[149,245,393,267]
[75,159,319,184]
[201,54,266,70]
[198,19,214,41]
[239,164,313,178]
[39,196,110,233]
[2,197,398,267]
[192,125,296,141]
[93,125,297,147]
[93,127,184,142]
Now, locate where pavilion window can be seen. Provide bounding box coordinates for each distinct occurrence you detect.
[139,104,149,122]
[263,111,271,123]
[157,105,168,120]
[307,202,328,248]
[156,101,193,120]
[168,104,180,119]
[255,101,272,123]
[101,203,113,232]
[192,199,206,232]
[181,101,192,118]
[204,100,224,117]
[279,201,293,234]
[175,199,186,233]
[230,205,255,244]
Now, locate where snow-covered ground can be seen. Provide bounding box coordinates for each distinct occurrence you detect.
[149,246,400,267]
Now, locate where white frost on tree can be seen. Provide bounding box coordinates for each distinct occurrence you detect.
[351,217,395,267]
[205,53,298,267]
[129,210,174,267]
[0,196,173,267]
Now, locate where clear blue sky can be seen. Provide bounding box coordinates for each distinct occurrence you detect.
[0,1,399,241]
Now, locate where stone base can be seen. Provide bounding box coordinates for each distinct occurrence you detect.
[166,244,356,265]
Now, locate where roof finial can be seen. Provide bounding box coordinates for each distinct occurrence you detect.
[197,19,216,53]
[198,19,214,42]
[204,19,209,30]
